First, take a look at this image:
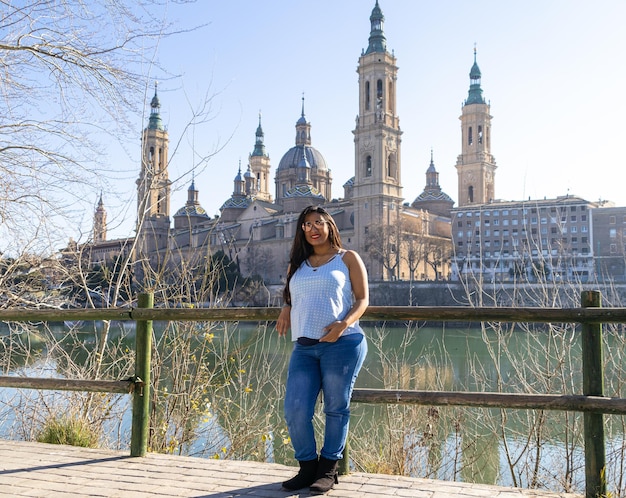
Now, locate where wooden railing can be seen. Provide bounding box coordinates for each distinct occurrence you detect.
[1,290,626,497]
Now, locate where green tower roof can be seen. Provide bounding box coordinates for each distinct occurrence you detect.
[365,1,387,54]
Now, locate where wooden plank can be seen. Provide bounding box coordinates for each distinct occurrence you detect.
[0,308,131,322]
[1,306,626,324]
[129,307,281,321]
[351,388,626,415]
[0,376,133,394]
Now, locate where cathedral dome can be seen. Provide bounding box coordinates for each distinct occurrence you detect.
[277,145,328,172]
[174,203,209,218]
[278,98,329,173]
[174,181,210,219]
[411,152,454,217]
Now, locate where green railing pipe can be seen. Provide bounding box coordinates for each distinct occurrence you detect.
[581,290,606,498]
[130,292,153,457]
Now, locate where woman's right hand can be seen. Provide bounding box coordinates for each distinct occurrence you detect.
[276,306,291,336]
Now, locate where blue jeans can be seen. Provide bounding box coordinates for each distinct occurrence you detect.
[284,334,367,462]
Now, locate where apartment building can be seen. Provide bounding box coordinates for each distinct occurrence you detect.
[452,196,599,283]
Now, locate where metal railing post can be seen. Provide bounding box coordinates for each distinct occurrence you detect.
[130,292,154,457]
[581,290,606,498]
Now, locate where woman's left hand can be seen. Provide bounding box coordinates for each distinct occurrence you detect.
[320,320,348,342]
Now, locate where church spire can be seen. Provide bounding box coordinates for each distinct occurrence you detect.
[251,112,267,157]
[365,1,386,54]
[248,114,273,202]
[93,192,107,244]
[295,94,311,146]
[233,160,245,196]
[411,150,454,217]
[426,148,438,187]
[465,47,485,105]
[148,81,164,131]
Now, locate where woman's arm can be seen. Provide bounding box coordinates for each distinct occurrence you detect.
[276,305,291,337]
[276,265,292,337]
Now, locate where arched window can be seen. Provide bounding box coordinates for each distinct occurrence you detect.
[388,80,394,113]
[478,125,483,144]
[468,127,473,146]
[387,153,397,179]
[468,186,474,203]
[365,81,370,110]
[365,156,372,177]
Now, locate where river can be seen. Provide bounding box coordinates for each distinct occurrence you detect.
[1,319,626,494]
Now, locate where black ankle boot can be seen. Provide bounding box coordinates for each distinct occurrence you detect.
[282,458,318,490]
[309,456,339,494]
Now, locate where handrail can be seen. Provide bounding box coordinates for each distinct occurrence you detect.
[1,305,626,323]
[0,291,620,497]
[0,377,137,394]
[350,389,626,415]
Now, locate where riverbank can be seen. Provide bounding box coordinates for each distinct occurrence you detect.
[266,280,626,307]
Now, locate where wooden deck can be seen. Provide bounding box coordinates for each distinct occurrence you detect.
[0,440,582,497]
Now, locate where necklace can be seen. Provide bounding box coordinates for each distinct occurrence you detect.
[309,250,339,271]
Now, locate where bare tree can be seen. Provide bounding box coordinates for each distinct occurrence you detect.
[424,238,452,281]
[0,0,178,252]
[367,221,402,280]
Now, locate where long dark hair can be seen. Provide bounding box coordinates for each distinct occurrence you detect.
[282,205,342,305]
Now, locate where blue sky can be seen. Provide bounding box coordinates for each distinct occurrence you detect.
[99,1,626,239]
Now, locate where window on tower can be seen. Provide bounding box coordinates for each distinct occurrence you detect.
[365,156,372,177]
[365,81,370,110]
[468,186,474,203]
[387,153,397,179]
[468,127,473,146]
[478,126,483,144]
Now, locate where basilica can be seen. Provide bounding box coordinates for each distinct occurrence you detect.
[87,1,465,288]
[86,1,626,296]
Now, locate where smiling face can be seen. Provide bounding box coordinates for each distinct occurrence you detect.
[302,212,331,250]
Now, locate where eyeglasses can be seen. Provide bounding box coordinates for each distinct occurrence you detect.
[301,219,327,232]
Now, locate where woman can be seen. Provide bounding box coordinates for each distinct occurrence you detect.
[276,205,368,494]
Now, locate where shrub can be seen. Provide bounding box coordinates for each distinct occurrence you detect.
[36,416,99,448]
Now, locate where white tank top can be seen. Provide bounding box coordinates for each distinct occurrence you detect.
[289,251,364,342]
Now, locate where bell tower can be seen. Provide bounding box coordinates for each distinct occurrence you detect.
[455,48,497,206]
[352,1,403,273]
[136,83,171,258]
[249,112,272,202]
[93,193,107,244]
